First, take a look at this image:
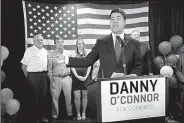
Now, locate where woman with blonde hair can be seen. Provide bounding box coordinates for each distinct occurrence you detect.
[71,39,91,120]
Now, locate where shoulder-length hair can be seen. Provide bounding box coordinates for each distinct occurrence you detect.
[75,39,87,57]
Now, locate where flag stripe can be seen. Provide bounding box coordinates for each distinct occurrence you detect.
[78,27,148,35]
[28,44,95,50]
[77,12,148,20]
[78,22,148,29]
[80,35,149,41]
[28,40,150,50]
[80,32,149,39]
[27,44,92,54]
[77,7,148,15]
[77,17,148,25]
[26,36,149,46]
[76,2,148,10]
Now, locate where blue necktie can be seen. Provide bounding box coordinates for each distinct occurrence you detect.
[115,36,121,61]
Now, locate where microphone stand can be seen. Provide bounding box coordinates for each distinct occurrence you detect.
[85,68,104,87]
[101,68,104,78]
[122,47,127,75]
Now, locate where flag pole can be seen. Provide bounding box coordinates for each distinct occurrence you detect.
[22,1,28,49]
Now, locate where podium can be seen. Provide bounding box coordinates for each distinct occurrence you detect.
[87,75,169,123]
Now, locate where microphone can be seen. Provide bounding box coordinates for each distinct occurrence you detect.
[85,67,104,87]
[93,67,104,79]
[123,39,128,46]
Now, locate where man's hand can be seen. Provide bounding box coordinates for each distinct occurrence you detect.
[125,74,137,77]
[50,81,56,89]
[148,73,154,76]
[21,64,28,77]
[65,56,69,65]
[111,72,124,78]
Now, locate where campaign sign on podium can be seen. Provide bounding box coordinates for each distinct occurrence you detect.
[100,76,166,122]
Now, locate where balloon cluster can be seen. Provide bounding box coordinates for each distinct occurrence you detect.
[1,46,9,67]
[1,46,9,84]
[1,46,20,118]
[1,88,20,117]
[154,35,183,88]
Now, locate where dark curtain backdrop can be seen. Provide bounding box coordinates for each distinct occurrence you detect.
[149,1,184,57]
[149,1,184,73]
[1,0,184,122]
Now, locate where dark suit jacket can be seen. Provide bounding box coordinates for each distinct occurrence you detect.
[68,34,143,78]
[176,54,184,90]
[140,42,153,75]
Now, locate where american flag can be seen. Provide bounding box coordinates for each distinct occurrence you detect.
[22,1,149,54]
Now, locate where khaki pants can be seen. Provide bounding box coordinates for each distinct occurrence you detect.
[50,76,72,118]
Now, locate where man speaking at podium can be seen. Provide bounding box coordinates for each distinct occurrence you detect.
[66,8,143,78]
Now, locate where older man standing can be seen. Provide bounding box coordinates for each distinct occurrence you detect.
[131,30,153,76]
[21,34,48,123]
[47,37,73,122]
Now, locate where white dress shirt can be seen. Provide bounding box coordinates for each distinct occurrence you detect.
[112,33,125,48]
[21,45,48,72]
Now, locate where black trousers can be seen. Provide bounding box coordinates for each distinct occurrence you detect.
[27,72,48,121]
[168,88,179,118]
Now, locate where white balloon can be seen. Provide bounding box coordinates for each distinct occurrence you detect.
[1,46,9,60]
[160,66,173,78]
[6,99,20,116]
[1,58,3,67]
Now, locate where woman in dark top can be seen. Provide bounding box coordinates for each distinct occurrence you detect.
[71,39,91,120]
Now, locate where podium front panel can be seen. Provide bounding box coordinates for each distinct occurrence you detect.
[99,76,167,122]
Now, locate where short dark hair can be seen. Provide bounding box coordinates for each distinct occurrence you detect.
[109,8,126,20]
[54,36,63,44]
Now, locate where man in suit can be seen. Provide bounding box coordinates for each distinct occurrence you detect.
[66,8,143,78]
[131,30,153,75]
